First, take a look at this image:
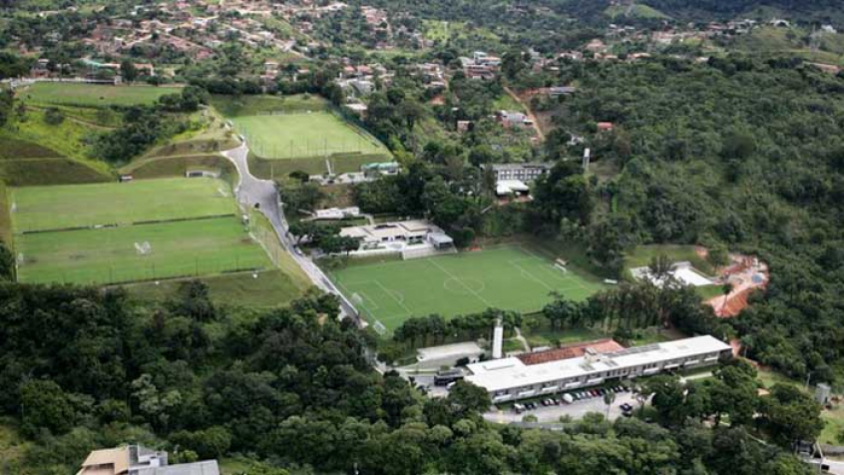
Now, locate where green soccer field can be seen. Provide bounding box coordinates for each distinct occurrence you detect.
[11,178,237,232]
[20,83,181,107]
[232,112,390,159]
[329,244,606,333]
[16,216,271,285]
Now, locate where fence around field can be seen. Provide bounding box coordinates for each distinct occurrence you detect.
[18,253,271,287]
[235,109,389,160]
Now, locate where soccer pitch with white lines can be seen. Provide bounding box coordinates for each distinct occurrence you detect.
[329,244,606,333]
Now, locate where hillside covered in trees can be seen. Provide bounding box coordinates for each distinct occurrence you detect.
[539,55,844,382]
[0,283,821,475]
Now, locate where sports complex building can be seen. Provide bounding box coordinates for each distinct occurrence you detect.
[339,219,455,259]
[465,335,732,403]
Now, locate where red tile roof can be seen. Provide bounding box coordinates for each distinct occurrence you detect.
[517,339,625,366]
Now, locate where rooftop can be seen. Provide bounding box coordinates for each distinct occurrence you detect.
[340,219,439,241]
[488,162,552,171]
[417,342,483,362]
[517,339,625,366]
[466,335,730,393]
[135,461,219,475]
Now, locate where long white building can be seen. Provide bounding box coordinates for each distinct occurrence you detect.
[465,335,732,403]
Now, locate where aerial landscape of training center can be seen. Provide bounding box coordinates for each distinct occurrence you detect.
[0,81,756,411]
[1,82,730,336]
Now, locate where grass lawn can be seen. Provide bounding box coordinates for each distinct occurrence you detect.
[19,82,182,107]
[233,112,389,159]
[11,178,236,232]
[623,244,714,276]
[0,157,113,187]
[122,269,307,309]
[755,368,844,445]
[605,4,670,19]
[211,94,329,117]
[0,422,27,475]
[492,94,524,112]
[696,284,726,300]
[16,216,271,285]
[0,110,107,166]
[329,244,605,333]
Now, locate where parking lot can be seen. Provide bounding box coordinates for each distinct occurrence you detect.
[484,388,647,424]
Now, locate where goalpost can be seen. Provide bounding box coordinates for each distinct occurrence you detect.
[352,292,387,335]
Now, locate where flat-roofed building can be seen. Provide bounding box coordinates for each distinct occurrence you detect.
[77,446,218,475]
[77,445,167,475]
[341,220,434,248]
[464,335,731,403]
[484,163,551,183]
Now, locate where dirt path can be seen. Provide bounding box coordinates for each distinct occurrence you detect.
[504,86,545,141]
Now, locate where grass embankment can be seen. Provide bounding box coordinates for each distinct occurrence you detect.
[120,154,237,181]
[211,94,329,117]
[0,422,27,475]
[731,26,844,66]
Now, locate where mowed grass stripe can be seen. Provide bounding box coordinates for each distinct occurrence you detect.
[330,245,606,333]
[20,83,181,107]
[232,112,389,160]
[16,216,271,286]
[11,178,236,233]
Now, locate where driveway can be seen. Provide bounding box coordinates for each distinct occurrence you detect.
[220,142,359,320]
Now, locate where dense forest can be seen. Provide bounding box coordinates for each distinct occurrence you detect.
[536,55,844,382]
[0,283,820,475]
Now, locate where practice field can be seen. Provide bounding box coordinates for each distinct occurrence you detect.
[19,83,181,107]
[16,216,271,285]
[11,178,236,232]
[232,112,389,159]
[330,244,606,333]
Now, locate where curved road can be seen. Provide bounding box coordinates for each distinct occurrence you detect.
[221,142,358,320]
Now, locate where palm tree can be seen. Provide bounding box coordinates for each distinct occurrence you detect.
[603,391,616,419]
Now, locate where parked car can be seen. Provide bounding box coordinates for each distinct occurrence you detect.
[513,404,524,414]
[562,393,574,404]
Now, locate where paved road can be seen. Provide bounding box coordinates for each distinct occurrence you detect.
[220,142,358,320]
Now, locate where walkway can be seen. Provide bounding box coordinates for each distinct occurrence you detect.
[504,86,545,141]
[513,327,531,352]
[220,142,358,320]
